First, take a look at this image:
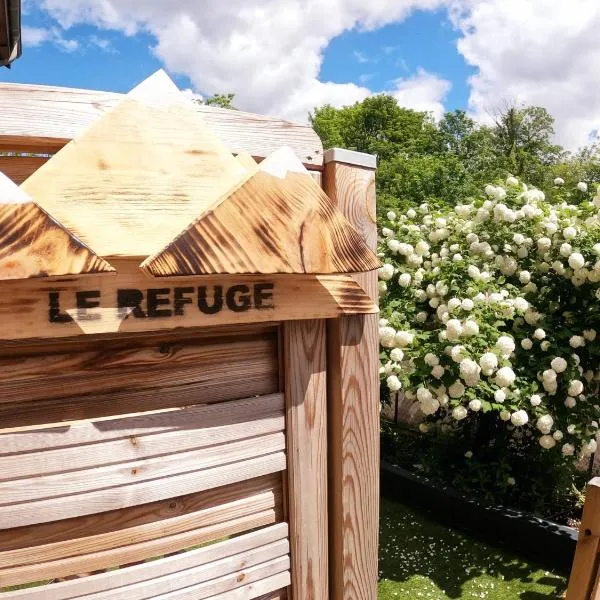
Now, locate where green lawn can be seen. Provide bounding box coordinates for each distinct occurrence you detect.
[378,497,567,599]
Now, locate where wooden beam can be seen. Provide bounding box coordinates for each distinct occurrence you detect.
[0,155,48,185]
[0,172,114,280]
[0,259,376,341]
[142,147,380,276]
[323,150,379,600]
[283,320,329,599]
[0,81,323,166]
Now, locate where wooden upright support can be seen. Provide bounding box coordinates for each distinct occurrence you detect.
[323,148,379,600]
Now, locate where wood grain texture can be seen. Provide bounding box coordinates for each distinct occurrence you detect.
[324,156,380,600]
[0,172,113,280]
[283,320,328,600]
[142,147,380,276]
[0,82,323,166]
[20,84,250,259]
[0,259,377,342]
[0,156,48,185]
[1,524,289,598]
[567,478,600,600]
[0,479,283,585]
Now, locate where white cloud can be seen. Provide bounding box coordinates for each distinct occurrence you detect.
[34,0,446,122]
[22,26,79,52]
[391,68,451,120]
[450,0,600,149]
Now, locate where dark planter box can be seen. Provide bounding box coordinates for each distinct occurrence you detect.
[381,460,578,573]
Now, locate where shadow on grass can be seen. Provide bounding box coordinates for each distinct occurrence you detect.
[379,497,567,600]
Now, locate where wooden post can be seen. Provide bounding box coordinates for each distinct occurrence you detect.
[567,478,600,600]
[284,320,329,599]
[323,148,379,600]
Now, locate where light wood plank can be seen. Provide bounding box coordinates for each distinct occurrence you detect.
[0,171,114,280]
[142,148,379,276]
[0,451,286,528]
[283,320,328,599]
[183,573,291,600]
[0,82,323,166]
[0,393,283,466]
[20,72,248,260]
[567,478,600,600]
[2,524,289,598]
[324,155,379,600]
[0,264,377,342]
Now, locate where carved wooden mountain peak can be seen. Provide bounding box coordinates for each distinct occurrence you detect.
[0,172,114,280]
[20,70,247,259]
[141,146,381,276]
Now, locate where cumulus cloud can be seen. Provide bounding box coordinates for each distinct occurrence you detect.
[451,0,600,149]
[22,25,79,51]
[33,0,446,122]
[391,68,451,120]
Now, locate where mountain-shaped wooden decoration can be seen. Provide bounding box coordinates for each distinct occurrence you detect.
[142,147,381,276]
[20,70,248,259]
[0,172,114,280]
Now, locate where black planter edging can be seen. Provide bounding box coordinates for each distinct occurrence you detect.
[381,460,578,574]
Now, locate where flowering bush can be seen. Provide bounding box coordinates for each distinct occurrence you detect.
[379,178,600,500]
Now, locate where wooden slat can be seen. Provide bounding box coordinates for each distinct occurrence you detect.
[0,473,280,553]
[283,320,328,599]
[0,82,323,166]
[0,267,377,342]
[567,478,600,600]
[0,331,276,406]
[324,156,379,600]
[0,447,286,528]
[181,573,291,600]
[2,524,289,598]
[0,392,283,465]
[142,147,379,276]
[0,156,49,185]
[0,171,114,280]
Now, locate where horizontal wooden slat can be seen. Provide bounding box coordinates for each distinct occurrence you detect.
[203,576,291,600]
[0,392,283,464]
[0,82,323,166]
[0,473,281,553]
[0,450,286,528]
[2,524,289,598]
[0,156,50,184]
[0,333,276,406]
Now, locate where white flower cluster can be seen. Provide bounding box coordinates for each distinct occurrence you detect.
[379,179,600,458]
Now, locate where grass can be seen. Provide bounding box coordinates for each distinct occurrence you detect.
[378,497,567,599]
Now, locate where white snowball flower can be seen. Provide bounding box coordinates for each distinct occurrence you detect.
[583,439,598,457]
[447,297,461,312]
[390,348,404,362]
[507,477,516,486]
[479,352,499,375]
[551,357,568,373]
[469,399,482,412]
[449,380,466,398]
[500,410,511,421]
[577,181,588,193]
[519,271,531,284]
[542,369,557,383]
[495,336,516,356]
[460,358,481,386]
[386,211,397,221]
[553,430,564,441]
[452,405,468,421]
[398,273,412,288]
[378,264,394,281]
[496,366,516,387]
[563,226,577,240]
[495,389,507,403]
[394,331,414,348]
[554,177,565,186]
[521,338,533,350]
[567,424,577,434]
[559,243,573,257]
[464,450,473,458]
[584,329,597,341]
[562,443,575,456]
[568,380,584,396]
[568,253,585,270]
[432,365,445,379]
[506,176,519,186]
[564,397,577,408]
[533,328,546,340]
[569,335,586,348]
[511,410,529,426]
[407,209,416,219]
[530,394,542,407]
[420,396,440,416]
[450,345,466,363]
[536,414,554,434]
[419,423,429,433]
[461,298,474,311]
[537,237,552,252]
[539,435,556,449]
[513,297,529,312]
[378,281,388,295]
[381,227,393,237]
[386,375,402,392]
[446,319,464,341]
[541,341,551,351]
[463,320,480,336]
[379,326,396,348]
[424,353,439,367]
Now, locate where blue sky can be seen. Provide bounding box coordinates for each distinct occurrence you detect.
[2,0,600,149]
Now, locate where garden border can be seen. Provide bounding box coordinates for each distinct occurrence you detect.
[381,460,577,573]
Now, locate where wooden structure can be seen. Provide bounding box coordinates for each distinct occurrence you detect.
[0,73,380,600]
[567,478,600,599]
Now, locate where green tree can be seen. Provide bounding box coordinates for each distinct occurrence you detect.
[202,93,237,109]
